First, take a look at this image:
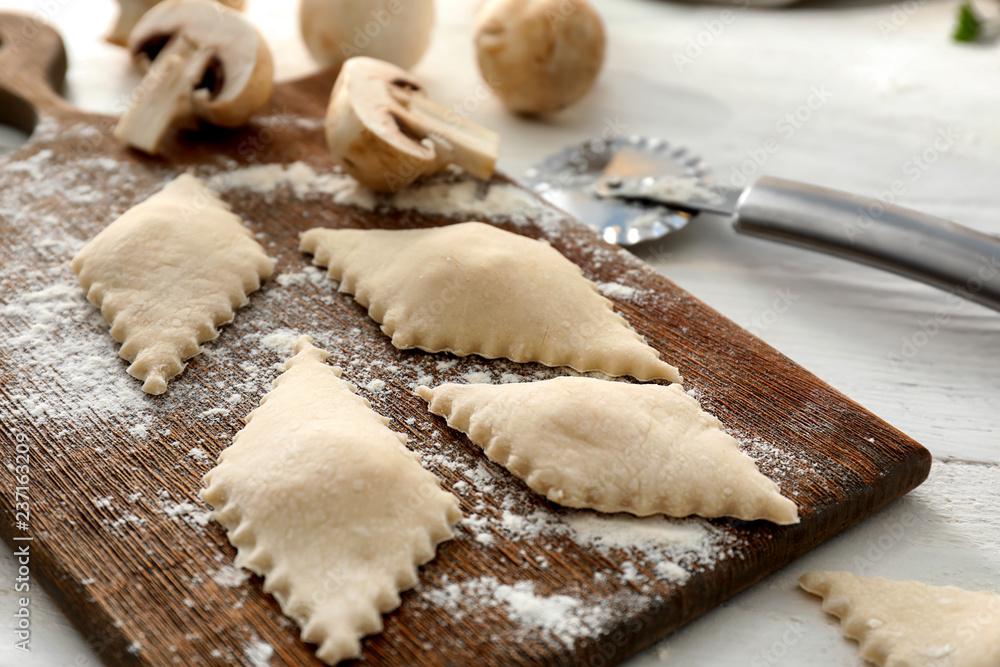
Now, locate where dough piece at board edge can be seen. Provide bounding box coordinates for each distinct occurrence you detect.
[201,335,461,665]
[418,377,798,524]
[799,571,1000,667]
[299,221,682,384]
[71,173,273,394]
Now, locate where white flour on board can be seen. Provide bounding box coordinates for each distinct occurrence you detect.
[597,281,640,301]
[210,565,251,588]
[1,131,777,654]
[211,161,567,235]
[242,635,275,667]
[420,577,611,644]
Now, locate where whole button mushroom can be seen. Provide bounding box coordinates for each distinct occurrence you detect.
[114,0,274,155]
[299,0,436,72]
[106,0,246,46]
[475,0,606,115]
[325,57,500,192]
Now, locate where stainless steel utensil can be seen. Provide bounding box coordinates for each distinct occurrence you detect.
[523,136,1000,312]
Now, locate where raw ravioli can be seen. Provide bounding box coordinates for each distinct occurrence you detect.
[202,336,461,664]
[800,571,1000,667]
[71,173,273,393]
[418,377,798,524]
[300,222,681,383]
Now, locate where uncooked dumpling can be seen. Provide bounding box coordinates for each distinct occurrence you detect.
[417,377,798,524]
[300,222,681,383]
[800,571,1000,666]
[71,173,273,394]
[201,336,461,665]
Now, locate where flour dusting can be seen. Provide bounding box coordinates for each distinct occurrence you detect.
[243,635,274,667]
[1,281,155,431]
[420,576,611,644]
[259,329,302,357]
[597,281,640,301]
[210,565,250,588]
[211,161,566,235]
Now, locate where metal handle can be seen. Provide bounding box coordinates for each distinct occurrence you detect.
[734,176,1000,312]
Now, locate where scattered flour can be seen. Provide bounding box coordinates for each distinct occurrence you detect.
[162,500,212,528]
[421,576,610,644]
[0,282,155,431]
[259,329,302,357]
[366,378,387,393]
[461,371,492,384]
[4,149,54,177]
[564,513,710,552]
[275,266,328,288]
[210,565,250,588]
[276,272,308,287]
[188,447,209,463]
[597,281,639,301]
[211,161,566,234]
[243,636,275,667]
[209,161,376,209]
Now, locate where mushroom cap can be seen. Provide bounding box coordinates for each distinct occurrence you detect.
[325,56,439,191]
[108,0,246,47]
[299,0,436,72]
[475,0,606,115]
[128,0,273,127]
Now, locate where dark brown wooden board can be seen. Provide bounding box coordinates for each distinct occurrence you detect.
[0,13,930,667]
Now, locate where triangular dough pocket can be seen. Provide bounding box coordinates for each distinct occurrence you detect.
[71,174,273,394]
[417,377,798,524]
[800,571,1000,667]
[202,336,461,665]
[300,222,681,383]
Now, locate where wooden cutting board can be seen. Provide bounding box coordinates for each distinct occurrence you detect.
[0,13,930,667]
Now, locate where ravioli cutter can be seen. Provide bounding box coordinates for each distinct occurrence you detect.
[524,136,1000,312]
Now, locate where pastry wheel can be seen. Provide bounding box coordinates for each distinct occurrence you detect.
[523,136,1000,312]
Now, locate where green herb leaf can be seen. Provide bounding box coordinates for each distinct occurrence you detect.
[954,2,983,42]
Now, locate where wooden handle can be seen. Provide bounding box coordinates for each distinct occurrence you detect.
[0,12,69,130]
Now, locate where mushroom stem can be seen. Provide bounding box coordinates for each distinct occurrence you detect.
[390,88,500,180]
[107,1,153,46]
[114,35,214,155]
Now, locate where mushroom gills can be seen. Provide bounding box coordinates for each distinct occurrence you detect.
[390,86,500,180]
[114,34,216,154]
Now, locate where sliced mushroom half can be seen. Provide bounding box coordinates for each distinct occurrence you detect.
[114,0,273,155]
[326,56,501,192]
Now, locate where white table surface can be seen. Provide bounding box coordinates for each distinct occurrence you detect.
[1,0,997,665]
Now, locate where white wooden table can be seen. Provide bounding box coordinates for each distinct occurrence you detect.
[1,0,997,664]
